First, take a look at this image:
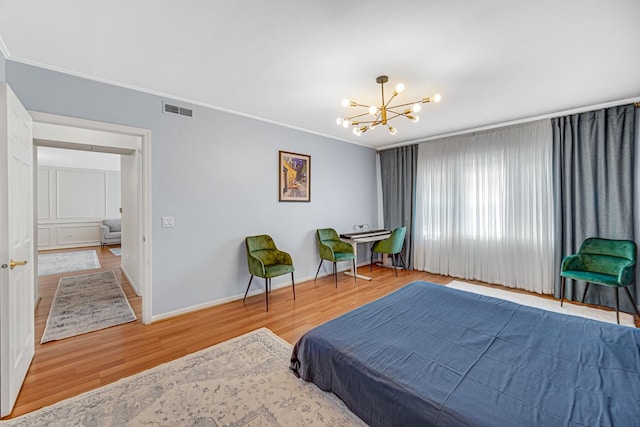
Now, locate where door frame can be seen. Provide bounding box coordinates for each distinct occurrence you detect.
[30,111,152,324]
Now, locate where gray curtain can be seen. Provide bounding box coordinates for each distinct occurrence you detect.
[379,145,417,269]
[552,104,637,311]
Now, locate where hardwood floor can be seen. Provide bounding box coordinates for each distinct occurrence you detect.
[4,249,638,419]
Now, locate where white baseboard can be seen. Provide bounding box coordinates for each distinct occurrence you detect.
[120,264,140,296]
[149,267,357,323]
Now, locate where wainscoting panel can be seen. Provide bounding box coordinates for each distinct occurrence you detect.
[56,170,106,219]
[37,227,52,248]
[37,165,120,250]
[38,222,102,250]
[56,223,101,245]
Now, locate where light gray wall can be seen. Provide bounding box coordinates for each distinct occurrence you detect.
[6,61,378,316]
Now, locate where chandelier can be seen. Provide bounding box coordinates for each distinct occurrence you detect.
[336,75,441,136]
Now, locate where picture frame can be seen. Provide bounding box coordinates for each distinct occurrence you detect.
[279,150,310,202]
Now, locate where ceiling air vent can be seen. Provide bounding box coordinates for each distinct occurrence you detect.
[163,102,193,118]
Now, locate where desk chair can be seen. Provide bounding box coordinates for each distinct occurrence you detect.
[560,237,640,324]
[315,228,356,287]
[370,226,407,276]
[244,235,295,312]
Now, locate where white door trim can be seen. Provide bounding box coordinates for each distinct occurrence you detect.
[29,111,153,324]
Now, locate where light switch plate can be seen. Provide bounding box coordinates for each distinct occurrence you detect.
[162,216,175,228]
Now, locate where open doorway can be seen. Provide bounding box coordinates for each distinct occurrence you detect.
[34,145,139,343]
[30,112,152,325]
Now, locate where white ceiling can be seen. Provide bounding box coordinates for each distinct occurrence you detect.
[1,0,639,149]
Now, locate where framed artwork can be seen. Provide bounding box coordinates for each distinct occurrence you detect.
[279,150,310,202]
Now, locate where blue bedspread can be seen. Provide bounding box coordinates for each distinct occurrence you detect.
[290,281,640,426]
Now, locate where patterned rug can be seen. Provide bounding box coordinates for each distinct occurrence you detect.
[7,328,364,426]
[37,250,101,276]
[448,280,636,327]
[41,271,137,343]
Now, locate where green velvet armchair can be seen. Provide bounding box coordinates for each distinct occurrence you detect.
[314,228,356,287]
[370,226,407,276]
[244,235,295,311]
[560,237,640,324]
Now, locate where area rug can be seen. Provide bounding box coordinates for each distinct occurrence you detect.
[37,250,101,276]
[41,271,137,343]
[448,280,635,327]
[108,247,121,256]
[7,328,365,427]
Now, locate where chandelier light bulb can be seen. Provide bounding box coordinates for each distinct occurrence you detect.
[336,117,343,126]
[412,104,422,113]
[341,98,350,107]
[343,120,350,128]
[369,105,377,115]
[388,126,397,135]
[395,83,405,93]
[434,93,442,102]
[412,116,420,123]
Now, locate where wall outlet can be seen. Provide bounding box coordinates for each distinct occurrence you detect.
[162,216,175,228]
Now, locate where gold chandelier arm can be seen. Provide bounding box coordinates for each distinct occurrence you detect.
[352,118,382,125]
[349,101,374,109]
[344,111,373,121]
[384,111,410,120]
[383,92,399,109]
[388,100,422,109]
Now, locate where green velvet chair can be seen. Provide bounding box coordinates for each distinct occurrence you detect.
[560,237,640,324]
[370,226,407,277]
[244,235,295,312]
[314,228,356,287]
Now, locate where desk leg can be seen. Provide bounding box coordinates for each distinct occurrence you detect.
[343,241,373,281]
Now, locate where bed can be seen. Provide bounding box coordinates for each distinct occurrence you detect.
[290,281,640,426]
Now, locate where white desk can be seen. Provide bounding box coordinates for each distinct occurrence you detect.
[341,231,391,281]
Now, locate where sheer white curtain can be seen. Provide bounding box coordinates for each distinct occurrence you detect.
[414,120,554,293]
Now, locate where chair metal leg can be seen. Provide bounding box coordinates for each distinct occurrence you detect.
[314,259,323,281]
[560,276,565,307]
[333,262,338,288]
[265,278,270,312]
[370,249,374,272]
[393,254,398,277]
[399,253,407,271]
[243,275,254,302]
[291,272,296,301]
[623,287,640,318]
[581,283,590,303]
[614,287,620,324]
[352,259,356,284]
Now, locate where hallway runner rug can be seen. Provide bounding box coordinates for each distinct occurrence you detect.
[108,247,121,256]
[37,250,101,276]
[41,270,137,343]
[448,280,635,327]
[7,328,364,426]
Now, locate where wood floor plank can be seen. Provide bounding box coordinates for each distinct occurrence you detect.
[3,246,637,419]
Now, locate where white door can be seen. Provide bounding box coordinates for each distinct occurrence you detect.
[0,82,35,417]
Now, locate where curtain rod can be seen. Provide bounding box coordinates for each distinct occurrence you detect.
[379,96,640,151]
